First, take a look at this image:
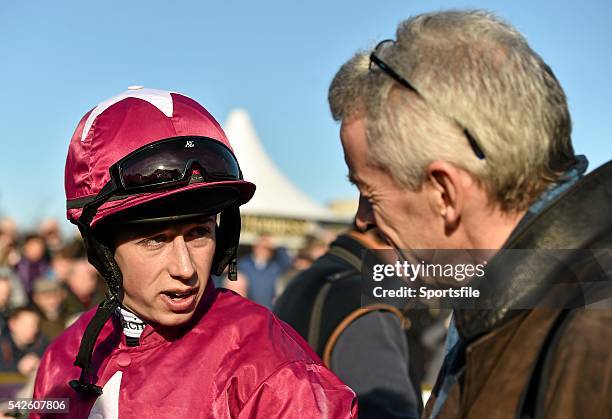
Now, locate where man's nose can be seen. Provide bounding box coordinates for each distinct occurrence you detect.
[355,194,376,232]
[168,236,197,280]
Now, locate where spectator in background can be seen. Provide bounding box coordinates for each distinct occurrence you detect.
[219,270,249,298]
[237,235,291,309]
[31,278,67,341]
[49,238,86,284]
[38,219,64,255]
[0,266,27,310]
[275,234,331,296]
[49,248,73,285]
[0,217,20,267]
[302,234,330,261]
[63,259,104,318]
[275,249,315,296]
[14,234,50,296]
[0,307,48,376]
[0,275,12,334]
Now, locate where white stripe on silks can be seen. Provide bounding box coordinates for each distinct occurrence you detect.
[88,371,122,419]
[81,88,175,142]
[116,307,147,339]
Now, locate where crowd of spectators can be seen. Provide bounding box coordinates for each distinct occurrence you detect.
[220,233,332,308]
[0,217,105,388]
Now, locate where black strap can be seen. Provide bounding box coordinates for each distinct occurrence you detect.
[327,245,363,272]
[212,206,240,280]
[76,177,118,231]
[307,243,363,349]
[69,295,119,398]
[307,269,354,350]
[69,214,124,398]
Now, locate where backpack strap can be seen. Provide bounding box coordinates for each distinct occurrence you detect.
[306,242,362,350]
[327,244,363,271]
[307,269,354,350]
[322,303,408,367]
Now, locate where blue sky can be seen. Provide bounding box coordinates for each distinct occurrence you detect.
[0,0,610,231]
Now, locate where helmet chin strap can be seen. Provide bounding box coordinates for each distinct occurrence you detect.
[212,205,241,281]
[69,230,122,398]
[69,294,119,397]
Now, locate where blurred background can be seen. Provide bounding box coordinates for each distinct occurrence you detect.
[0,0,609,409]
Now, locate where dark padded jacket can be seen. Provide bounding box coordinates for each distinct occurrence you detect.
[274,232,420,419]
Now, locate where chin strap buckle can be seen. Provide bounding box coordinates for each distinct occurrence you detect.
[69,379,103,398]
[228,258,238,281]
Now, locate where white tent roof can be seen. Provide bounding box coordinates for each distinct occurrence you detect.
[224,109,346,222]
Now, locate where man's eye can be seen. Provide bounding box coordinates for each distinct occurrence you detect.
[139,234,166,248]
[360,193,373,204]
[189,226,212,239]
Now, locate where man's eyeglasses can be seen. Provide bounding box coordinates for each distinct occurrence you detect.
[369,39,486,160]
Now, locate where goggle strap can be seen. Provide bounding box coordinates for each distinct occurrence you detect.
[77,177,119,230]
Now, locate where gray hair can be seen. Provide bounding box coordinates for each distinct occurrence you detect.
[329,10,575,212]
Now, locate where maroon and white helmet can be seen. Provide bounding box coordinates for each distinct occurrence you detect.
[65,87,255,228]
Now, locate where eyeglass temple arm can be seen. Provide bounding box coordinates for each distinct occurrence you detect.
[371,52,486,160]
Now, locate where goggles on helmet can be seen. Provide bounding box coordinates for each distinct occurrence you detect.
[74,136,243,230]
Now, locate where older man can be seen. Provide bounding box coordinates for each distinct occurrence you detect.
[329,10,611,419]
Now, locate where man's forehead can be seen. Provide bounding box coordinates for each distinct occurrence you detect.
[341,118,370,165]
[340,116,367,146]
[142,215,215,232]
[114,215,216,241]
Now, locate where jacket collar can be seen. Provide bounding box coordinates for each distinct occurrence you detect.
[455,159,612,342]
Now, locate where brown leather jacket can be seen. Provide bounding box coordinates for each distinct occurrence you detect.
[424,160,612,419]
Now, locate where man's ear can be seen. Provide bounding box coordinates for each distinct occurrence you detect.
[425,160,465,230]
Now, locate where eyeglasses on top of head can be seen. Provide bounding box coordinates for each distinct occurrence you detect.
[369,39,486,160]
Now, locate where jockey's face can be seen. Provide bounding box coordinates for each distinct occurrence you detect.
[113,216,216,327]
